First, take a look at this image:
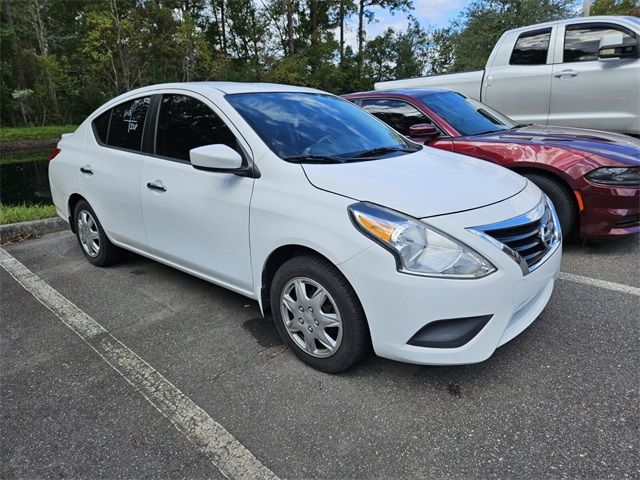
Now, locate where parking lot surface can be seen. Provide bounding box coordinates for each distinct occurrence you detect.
[1,230,638,479]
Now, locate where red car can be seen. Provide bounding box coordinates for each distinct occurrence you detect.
[344,89,640,239]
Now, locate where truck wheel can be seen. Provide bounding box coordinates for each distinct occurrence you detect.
[524,173,576,237]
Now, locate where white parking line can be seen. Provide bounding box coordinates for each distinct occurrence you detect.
[558,271,640,297]
[0,247,278,480]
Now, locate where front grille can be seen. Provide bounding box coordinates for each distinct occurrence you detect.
[615,213,639,228]
[470,198,560,275]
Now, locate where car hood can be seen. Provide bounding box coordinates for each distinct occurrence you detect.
[474,125,640,164]
[302,147,527,218]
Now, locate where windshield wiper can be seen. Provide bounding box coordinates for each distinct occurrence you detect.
[283,154,345,164]
[351,146,419,159]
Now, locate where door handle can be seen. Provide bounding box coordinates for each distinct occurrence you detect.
[146,181,167,192]
[554,69,578,78]
[80,166,94,175]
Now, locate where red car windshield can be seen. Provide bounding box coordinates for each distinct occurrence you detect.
[421,92,519,136]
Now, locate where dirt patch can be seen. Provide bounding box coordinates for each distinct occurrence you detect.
[1,138,57,155]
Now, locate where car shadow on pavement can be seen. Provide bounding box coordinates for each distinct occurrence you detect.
[563,234,639,255]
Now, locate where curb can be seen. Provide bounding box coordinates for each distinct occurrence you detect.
[0,217,68,242]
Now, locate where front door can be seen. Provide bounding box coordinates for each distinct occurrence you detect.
[140,93,254,293]
[549,22,639,133]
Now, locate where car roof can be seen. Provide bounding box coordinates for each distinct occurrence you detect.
[118,81,325,97]
[345,88,449,98]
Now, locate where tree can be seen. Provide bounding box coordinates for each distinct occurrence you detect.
[590,0,640,16]
[356,0,412,60]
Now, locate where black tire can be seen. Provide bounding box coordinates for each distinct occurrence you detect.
[270,255,371,373]
[73,200,123,267]
[524,173,577,237]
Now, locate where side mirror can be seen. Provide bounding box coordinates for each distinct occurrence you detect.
[408,123,439,140]
[598,33,638,60]
[190,144,243,172]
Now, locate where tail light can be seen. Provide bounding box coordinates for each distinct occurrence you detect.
[48,148,61,161]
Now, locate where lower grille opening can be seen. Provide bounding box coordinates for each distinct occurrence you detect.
[615,213,639,228]
[407,315,493,348]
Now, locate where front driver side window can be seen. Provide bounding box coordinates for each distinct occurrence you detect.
[563,23,637,62]
[155,94,238,161]
[361,99,431,136]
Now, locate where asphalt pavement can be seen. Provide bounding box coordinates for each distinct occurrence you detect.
[1,230,638,479]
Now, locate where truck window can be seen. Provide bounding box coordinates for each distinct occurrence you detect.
[510,28,552,65]
[563,23,637,63]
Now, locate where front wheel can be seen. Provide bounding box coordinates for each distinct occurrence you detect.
[270,255,371,373]
[524,173,577,237]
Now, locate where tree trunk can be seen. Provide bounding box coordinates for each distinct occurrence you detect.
[286,0,294,55]
[310,0,318,46]
[339,0,345,61]
[3,0,27,90]
[221,0,227,55]
[358,0,365,58]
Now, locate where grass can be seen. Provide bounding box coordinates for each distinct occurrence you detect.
[0,151,49,165]
[0,124,77,142]
[0,203,57,225]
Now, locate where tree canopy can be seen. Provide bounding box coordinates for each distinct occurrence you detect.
[0,0,628,126]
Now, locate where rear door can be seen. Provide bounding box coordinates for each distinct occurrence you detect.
[84,96,151,249]
[140,92,254,293]
[549,22,639,133]
[483,27,555,125]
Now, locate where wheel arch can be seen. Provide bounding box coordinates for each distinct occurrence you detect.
[67,193,87,233]
[260,244,344,317]
[511,166,581,233]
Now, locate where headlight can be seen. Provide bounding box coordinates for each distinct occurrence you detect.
[349,202,496,278]
[585,167,639,186]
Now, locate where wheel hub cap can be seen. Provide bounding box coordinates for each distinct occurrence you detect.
[77,210,100,257]
[280,277,343,358]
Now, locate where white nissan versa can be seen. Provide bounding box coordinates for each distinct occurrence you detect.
[49,82,562,373]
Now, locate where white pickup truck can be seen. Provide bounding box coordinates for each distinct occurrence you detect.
[375,16,640,135]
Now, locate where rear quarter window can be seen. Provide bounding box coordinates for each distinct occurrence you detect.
[92,110,110,144]
[106,97,151,151]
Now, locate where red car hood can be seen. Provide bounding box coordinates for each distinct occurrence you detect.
[473,125,640,164]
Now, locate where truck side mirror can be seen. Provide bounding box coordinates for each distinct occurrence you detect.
[598,33,639,60]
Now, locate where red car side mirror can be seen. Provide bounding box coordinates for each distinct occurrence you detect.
[409,123,438,141]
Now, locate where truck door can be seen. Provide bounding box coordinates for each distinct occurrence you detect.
[483,28,554,126]
[549,22,639,134]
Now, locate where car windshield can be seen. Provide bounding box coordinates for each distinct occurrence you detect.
[420,92,518,136]
[226,92,418,162]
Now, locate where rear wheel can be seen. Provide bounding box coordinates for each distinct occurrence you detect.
[524,173,577,237]
[73,200,123,267]
[270,255,371,373]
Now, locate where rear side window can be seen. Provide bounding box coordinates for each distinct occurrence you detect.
[155,94,238,161]
[361,99,431,136]
[92,110,110,144]
[107,97,150,151]
[564,24,637,62]
[510,28,552,65]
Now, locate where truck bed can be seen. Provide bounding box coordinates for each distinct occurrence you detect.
[374,70,485,100]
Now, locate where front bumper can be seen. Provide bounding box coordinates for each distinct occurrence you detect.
[339,187,562,366]
[579,182,639,238]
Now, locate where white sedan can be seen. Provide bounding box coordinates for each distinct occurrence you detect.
[49,82,562,372]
